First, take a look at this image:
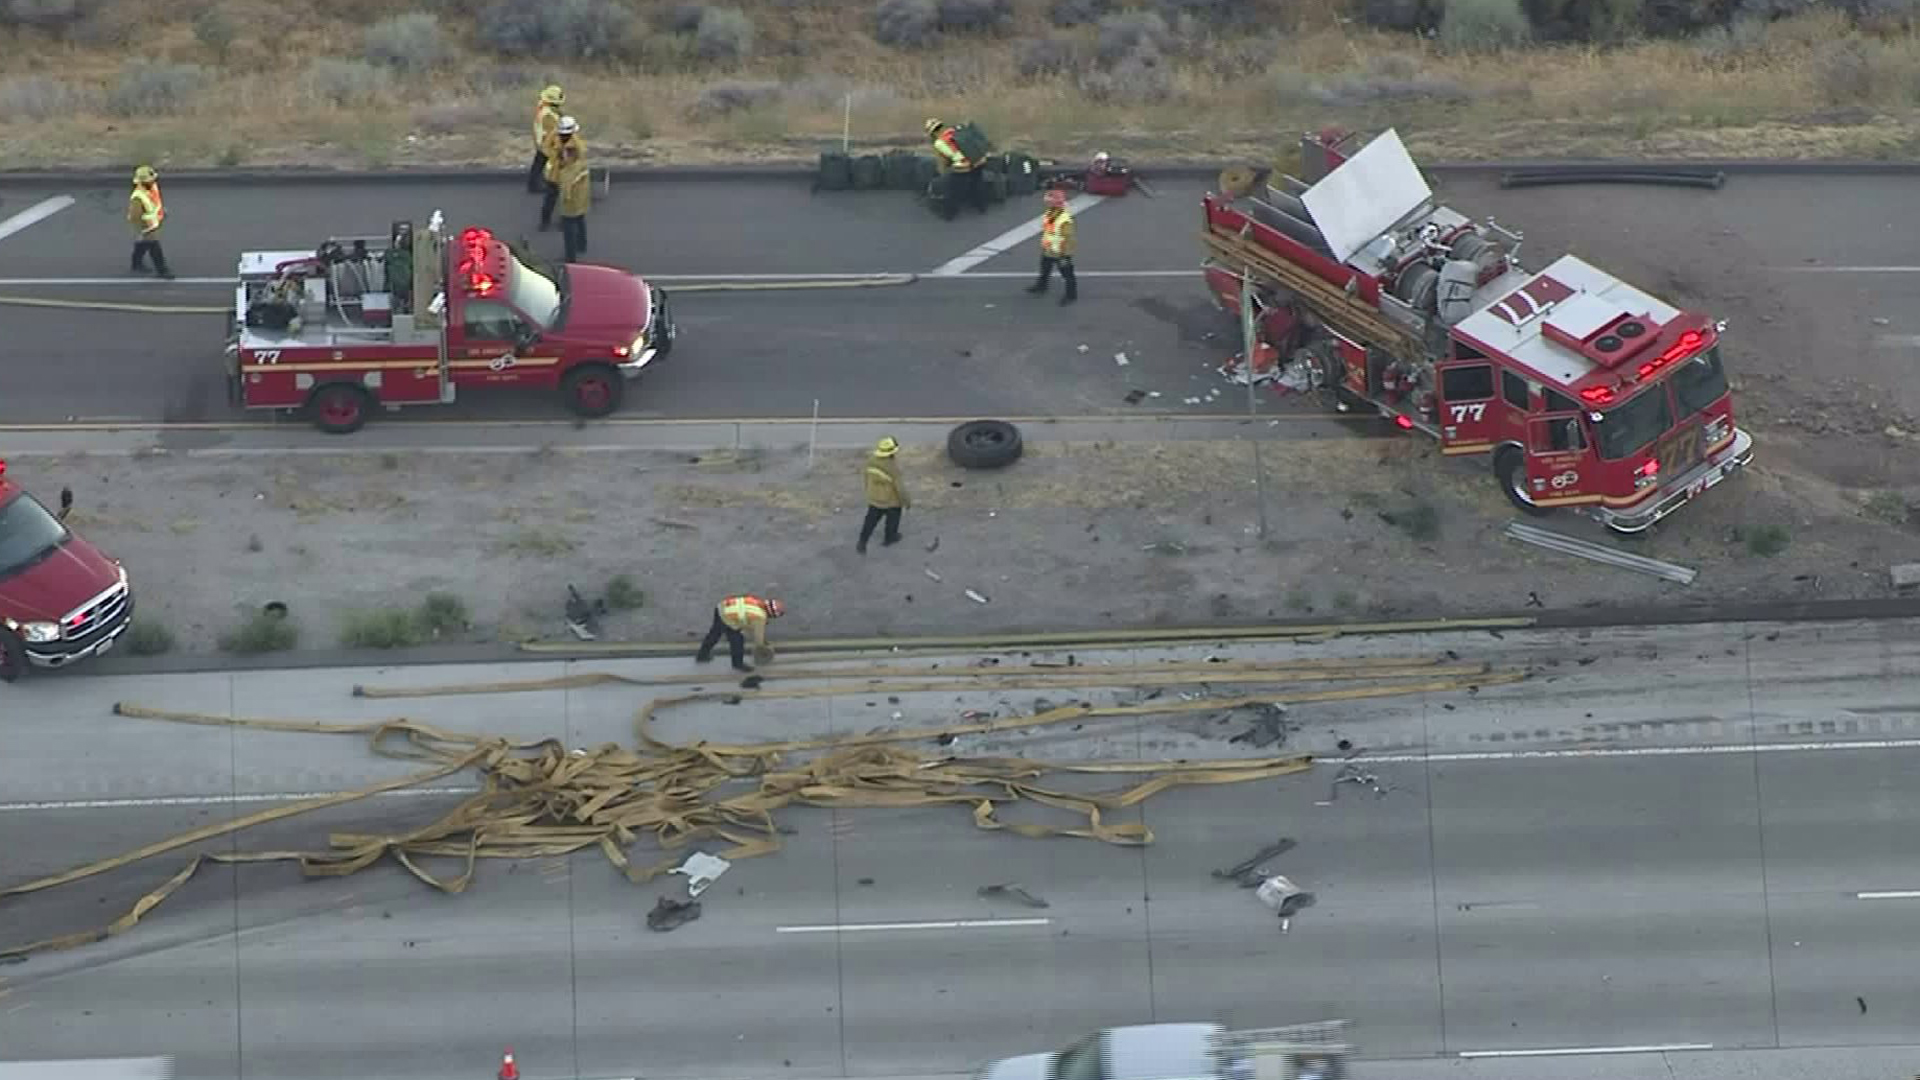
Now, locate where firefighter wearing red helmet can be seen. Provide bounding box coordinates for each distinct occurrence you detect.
[1025,187,1077,305]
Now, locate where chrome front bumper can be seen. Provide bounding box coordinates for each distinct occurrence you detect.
[25,590,137,669]
[1594,428,1755,534]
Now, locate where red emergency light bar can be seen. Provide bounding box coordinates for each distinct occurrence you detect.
[456,226,500,297]
[1577,328,1713,406]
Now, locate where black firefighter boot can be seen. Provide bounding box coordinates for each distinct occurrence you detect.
[1026,259,1051,296]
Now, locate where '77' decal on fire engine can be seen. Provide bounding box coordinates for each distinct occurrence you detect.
[1448,402,1488,424]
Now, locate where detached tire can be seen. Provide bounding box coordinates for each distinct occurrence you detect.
[1495,446,1551,517]
[948,420,1023,470]
[308,384,370,435]
[563,363,625,419]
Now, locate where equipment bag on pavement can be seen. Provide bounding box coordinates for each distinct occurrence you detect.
[816,151,853,191]
[951,122,993,164]
[850,153,885,190]
[883,149,920,190]
[1001,151,1039,195]
[981,168,1009,204]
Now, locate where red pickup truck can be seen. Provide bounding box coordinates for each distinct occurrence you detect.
[0,460,134,683]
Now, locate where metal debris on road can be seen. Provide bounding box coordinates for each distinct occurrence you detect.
[564,584,607,641]
[671,851,732,897]
[965,589,991,604]
[1892,563,1920,591]
[1226,703,1292,748]
[1114,352,1131,366]
[1502,521,1698,585]
[1124,389,1148,405]
[646,896,702,932]
[1330,762,1395,800]
[926,537,940,553]
[924,569,943,582]
[1142,541,1187,555]
[978,883,1050,909]
[1255,873,1315,927]
[1213,837,1298,888]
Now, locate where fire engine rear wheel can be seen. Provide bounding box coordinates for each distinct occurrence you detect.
[308,384,370,435]
[1495,447,1552,517]
[563,364,625,419]
[0,630,24,684]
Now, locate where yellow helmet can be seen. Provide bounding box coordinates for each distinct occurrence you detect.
[924,118,944,137]
[132,165,157,184]
[540,85,565,106]
[873,436,899,457]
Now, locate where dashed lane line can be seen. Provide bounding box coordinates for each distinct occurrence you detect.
[927,191,1107,277]
[0,196,75,243]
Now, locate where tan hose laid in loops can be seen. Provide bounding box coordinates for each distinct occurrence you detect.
[0,653,1526,961]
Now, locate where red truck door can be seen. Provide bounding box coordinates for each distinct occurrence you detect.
[453,296,543,386]
[1521,388,1597,506]
[1434,359,1499,454]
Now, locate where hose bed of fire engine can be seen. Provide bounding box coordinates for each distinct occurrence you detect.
[0,652,1526,961]
[0,274,920,315]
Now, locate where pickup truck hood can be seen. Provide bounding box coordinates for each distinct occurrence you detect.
[982,1053,1054,1080]
[554,264,651,343]
[0,537,119,623]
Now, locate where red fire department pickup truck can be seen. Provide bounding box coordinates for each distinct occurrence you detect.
[0,459,134,683]
[1202,127,1753,535]
[224,210,676,433]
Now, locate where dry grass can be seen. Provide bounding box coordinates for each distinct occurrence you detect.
[2,3,1919,170]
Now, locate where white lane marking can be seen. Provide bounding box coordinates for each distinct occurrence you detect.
[1769,265,1920,272]
[12,736,1920,814]
[1875,334,1920,348]
[1459,1044,1712,1059]
[928,192,1107,277]
[0,785,479,813]
[1855,890,1920,900]
[776,918,1051,934]
[0,196,76,243]
[0,269,1202,288]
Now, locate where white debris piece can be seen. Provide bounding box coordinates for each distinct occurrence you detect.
[965,589,991,604]
[1277,365,1313,393]
[925,569,944,582]
[671,852,732,897]
[1255,874,1304,913]
[1077,344,1090,352]
[1114,351,1131,366]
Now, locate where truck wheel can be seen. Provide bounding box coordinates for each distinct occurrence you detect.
[947,420,1023,470]
[1495,447,1552,517]
[563,364,624,418]
[0,630,25,684]
[308,384,370,435]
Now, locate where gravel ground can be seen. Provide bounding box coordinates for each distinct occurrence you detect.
[15,433,1919,660]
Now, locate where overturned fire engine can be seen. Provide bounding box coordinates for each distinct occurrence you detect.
[1203,128,1753,534]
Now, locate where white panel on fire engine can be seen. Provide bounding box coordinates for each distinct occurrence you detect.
[1300,128,1433,266]
[238,250,320,278]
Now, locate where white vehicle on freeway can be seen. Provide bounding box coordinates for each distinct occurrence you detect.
[977,1021,1351,1080]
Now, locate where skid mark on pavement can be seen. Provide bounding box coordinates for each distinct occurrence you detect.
[0,196,75,244]
[927,192,1106,277]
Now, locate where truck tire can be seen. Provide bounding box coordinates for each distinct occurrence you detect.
[947,420,1023,470]
[308,384,371,435]
[562,364,625,419]
[0,629,25,684]
[1495,446,1551,517]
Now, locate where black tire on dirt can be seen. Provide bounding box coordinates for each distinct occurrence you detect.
[947,420,1024,470]
[562,363,625,419]
[1495,446,1552,517]
[308,383,371,435]
[0,630,26,685]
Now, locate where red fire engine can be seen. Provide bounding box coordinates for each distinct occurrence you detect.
[0,459,134,683]
[224,210,677,434]
[1203,128,1754,534]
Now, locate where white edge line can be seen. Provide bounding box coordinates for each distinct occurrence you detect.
[0,195,76,243]
[927,193,1108,277]
[1874,334,1920,348]
[1855,890,1920,900]
[776,918,1051,933]
[1458,1044,1713,1059]
[12,737,1920,812]
[0,269,1200,288]
[1768,265,1920,272]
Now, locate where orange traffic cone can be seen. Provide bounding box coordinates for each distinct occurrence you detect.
[499,1049,519,1080]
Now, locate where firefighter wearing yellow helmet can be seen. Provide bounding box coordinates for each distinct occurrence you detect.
[925,117,988,220]
[529,84,565,194]
[857,435,912,553]
[127,165,172,280]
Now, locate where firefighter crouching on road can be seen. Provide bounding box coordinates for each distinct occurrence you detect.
[1026,188,1076,305]
[696,594,786,671]
[127,165,173,280]
[857,436,911,554]
[926,118,987,219]
[528,84,564,194]
[551,117,592,263]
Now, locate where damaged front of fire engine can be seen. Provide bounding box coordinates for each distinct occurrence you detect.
[1203,128,1755,534]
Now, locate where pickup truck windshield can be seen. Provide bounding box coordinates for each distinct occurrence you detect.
[1671,344,1729,416]
[507,253,562,330]
[0,492,71,580]
[1593,383,1674,462]
[1053,1036,1103,1080]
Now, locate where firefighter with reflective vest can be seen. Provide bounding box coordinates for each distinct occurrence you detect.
[925,118,987,219]
[1026,188,1076,305]
[697,594,786,671]
[528,84,565,194]
[857,436,911,554]
[550,116,592,263]
[127,165,173,280]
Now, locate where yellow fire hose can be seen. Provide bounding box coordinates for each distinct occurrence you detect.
[0,275,918,316]
[0,652,1525,961]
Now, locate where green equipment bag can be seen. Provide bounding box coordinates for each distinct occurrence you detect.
[981,168,1009,204]
[951,122,993,164]
[1001,151,1038,195]
[850,153,885,190]
[883,149,920,190]
[816,151,853,191]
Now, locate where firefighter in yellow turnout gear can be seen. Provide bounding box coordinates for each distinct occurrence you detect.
[126,165,172,279]
[926,117,988,219]
[528,84,564,194]
[856,436,911,554]
[696,594,787,671]
[1026,188,1076,305]
[549,116,592,262]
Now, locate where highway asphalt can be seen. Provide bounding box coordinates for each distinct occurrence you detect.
[3,619,1918,1080]
[0,173,1914,429]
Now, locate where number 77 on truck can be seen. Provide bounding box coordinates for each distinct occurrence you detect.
[224,210,677,434]
[1203,127,1753,535]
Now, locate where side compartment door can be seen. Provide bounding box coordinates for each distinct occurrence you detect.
[457,299,533,385]
[1524,389,1596,504]
[1434,361,1498,453]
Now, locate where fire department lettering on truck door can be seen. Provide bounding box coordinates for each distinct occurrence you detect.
[1524,410,1594,504]
[1434,361,1499,454]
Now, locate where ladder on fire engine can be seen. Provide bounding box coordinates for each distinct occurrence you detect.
[1205,221,1421,364]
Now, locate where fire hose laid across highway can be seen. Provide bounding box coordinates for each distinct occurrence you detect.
[0,652,1527,962]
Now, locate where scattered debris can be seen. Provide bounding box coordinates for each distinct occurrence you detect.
[740,674,764,689]
[1077,344,1089,352]
[1255,873,1315,931]
[646,896,702,932]
[924,569,943,582]
[670,851,732,898]
[1330,762,1395,800]
[1226,703,1292,748]
[1114,351,1131,366]
[1141,540,1187,555]
[857,877,875,886]
[926,536,940,553]
[1857,995,1868,1014]
[1212,837,1297,888]
[652,518,698,530]
[965,589,991,604]
[978,883,1050,909]
[1503,521,1698,585]
[1123,389,1148,405]
[1892,563,1920,591]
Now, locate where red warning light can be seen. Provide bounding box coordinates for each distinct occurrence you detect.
[1636,459,1660,478]
[456,226,500,297]
[1393,414,1414,430]
[1579,386,1616,405]
[1635,328,1708,381]
[0,458,7,479]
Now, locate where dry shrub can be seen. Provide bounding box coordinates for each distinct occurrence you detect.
[873,0,939,46]
[0,74,91,118]
[689,78,784,116]
[1439,0,1531,50]
[1017,34,1081,76]
[1049,0,1112,26]
[692,5,756,60]
[364,12,451,73]
[106,61,207,116]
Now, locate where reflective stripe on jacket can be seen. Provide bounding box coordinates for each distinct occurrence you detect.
[864,455,909,509]
[128,185,164,236]
[1041,208,1075,258]
[931,129,972,172]
[718,595,770,645]
[555,147,591,217]
[533,103,561,150]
